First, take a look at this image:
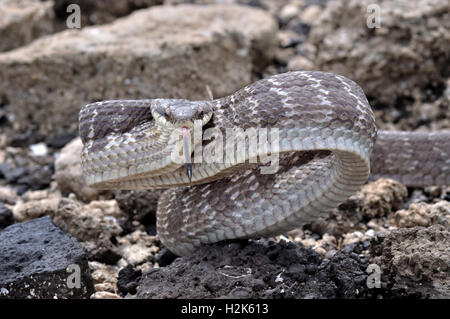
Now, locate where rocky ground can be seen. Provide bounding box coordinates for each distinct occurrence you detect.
[0,0,449,299]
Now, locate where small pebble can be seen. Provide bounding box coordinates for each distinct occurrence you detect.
[29,142,48,157]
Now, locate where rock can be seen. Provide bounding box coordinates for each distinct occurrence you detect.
[120,244,153,266]
[12,193,61,222]
[29,142,48,157]
[307,204,364,237]
[156,247,178,267]
[0,161,53,193]
[0,0,54,52]
[94,282,115,293]
[52,198,125,262]
[114,189,162,224]
[117,264,142,295]
[22,189,54,201]
[299,5,322,25]
[90,291,121,299]
[11,192,134,264]
[294,233,337,256]
[342,231,374,246]
[137,239,372,298]
[393,200,450,230]
[0,163,26,184]
[0,4,277,137]
[54,197,124,243]
[229,287,252,298]
[117,230,159,265]
[0,216,94,298]
[318,242,369,298]
[274,47,296,66]
[0,202,14,229]
[279,3,301,24]
[8,129,45,148]
[53,0,163,26]
[359,178,408,218]
[371,225,450,298]
[0,186,18,205]
[82,240,122,265]
[46,132,76,149]
[89,261,119,287]
[287,55,315,71]
[307,179,406,237]
[54,138,106,202]
[310,0,450,106]
[16,165,54,191]
[277,30,304,49]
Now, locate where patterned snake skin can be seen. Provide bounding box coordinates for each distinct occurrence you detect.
[79,71,450,256]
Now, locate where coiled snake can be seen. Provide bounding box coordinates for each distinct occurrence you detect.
[79,71,450,256]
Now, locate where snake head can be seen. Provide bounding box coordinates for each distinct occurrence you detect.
[151,99,213,128]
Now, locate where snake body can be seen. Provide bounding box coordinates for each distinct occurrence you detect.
[79,71,450,256]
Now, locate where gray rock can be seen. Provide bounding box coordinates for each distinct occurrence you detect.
[0,0,55,52]
[0,4,277,137]
[0,216,94,298]
[310,0,450,106]
[54,137,106,202]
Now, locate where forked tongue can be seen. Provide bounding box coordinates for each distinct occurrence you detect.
[182,127,192,182]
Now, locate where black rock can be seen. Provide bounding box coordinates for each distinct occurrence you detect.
[156,247,178,267]
[117,264,142,295]
[145,223,157,236]
[16,165,54,191]
[0,163,25,182]
[85,240,122,265]
[0,202,14,229]
[46,133,76,149]
[0,162,53,192]
[9,129,45,148]
[114,190,161,223]
[0,216,94,298]
[137,239,372,299]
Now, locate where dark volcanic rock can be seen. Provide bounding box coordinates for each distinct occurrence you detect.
[82,240,122,265]
[114,190,162,224]
[156,247,178,267]
[117,264,142,296]
[137,239,372,299]
[0,162,53,193]
[0,202,14,229]
[46,133,77,149]
[0,216,94,299]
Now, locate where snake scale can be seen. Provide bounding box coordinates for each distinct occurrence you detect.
[79,71,450,256]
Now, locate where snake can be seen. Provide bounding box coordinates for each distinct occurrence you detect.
[79,71,450,256]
